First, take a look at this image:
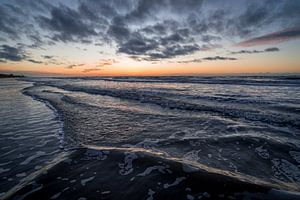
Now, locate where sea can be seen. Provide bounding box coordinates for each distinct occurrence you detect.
[0,76,300,199]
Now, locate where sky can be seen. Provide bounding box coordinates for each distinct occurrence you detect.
[0,0,300,76]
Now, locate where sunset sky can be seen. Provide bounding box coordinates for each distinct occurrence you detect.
[0,0,300,76]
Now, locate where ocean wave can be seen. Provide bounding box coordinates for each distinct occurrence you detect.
[23,80,300,129]
[61,75,300,87]
[15,77,300,199]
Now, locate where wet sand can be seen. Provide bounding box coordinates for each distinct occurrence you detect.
[5,147,300,200]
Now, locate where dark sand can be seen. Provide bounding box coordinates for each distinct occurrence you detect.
[5,147,300,200]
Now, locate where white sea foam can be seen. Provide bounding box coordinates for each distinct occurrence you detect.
[146,189,155,200]
[119,152,138,175]
[16,172,26,177]
[137,166,167,176]
[81,176,95,186]
[0,168,10,173]
[50,192,61,199]
[163,177,186,189]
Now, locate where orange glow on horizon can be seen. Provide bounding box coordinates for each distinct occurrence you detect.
[1,59,299,77]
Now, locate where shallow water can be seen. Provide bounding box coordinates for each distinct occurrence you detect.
[0,79,63,197]
[0,76,300,199]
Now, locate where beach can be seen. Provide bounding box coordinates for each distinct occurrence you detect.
[0,76,300,199]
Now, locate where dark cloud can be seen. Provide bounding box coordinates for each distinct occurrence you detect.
[0,44,49,64]
[177,59,202,64]
[107,25,131,43]
[160,44,200,58]
[227,1,300,38]
[74,1,207,60]
[114,21,201,60]
[123,0,203,23]
[129,44,200,61]
[228,4,269,37]
[264,47,280,52]
[82,68,101,73]
[231,47,280,54]
[232,50,261,54]
[78,0,119,20]
[27,59,43,64]
[41,55,65,65]
[97,59,117,67]
[236,27,300,47]
[17,0,52,13]
[0,45,27,62]
[177,56,237,63]
[141,23,167,35]
[119,36,158,56]
[66,64,85,69]
[0,0,299,63]
[42,55,54,59]
[66,59,116,69]
[0,5,22,39]
[203,56,237,61]
[28,34,44,48]
[0,1,51,42]
[38,5,97,43]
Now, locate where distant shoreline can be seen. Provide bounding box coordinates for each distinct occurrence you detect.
[0,72,300,78]
[0,73,25,78]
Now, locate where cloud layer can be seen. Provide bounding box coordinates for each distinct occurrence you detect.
[231,47,280,55]
[236,27,300,47]
[0,0,300,66]
[0,45,27,62]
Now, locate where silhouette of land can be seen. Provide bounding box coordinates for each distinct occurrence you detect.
[0,74,24,78]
